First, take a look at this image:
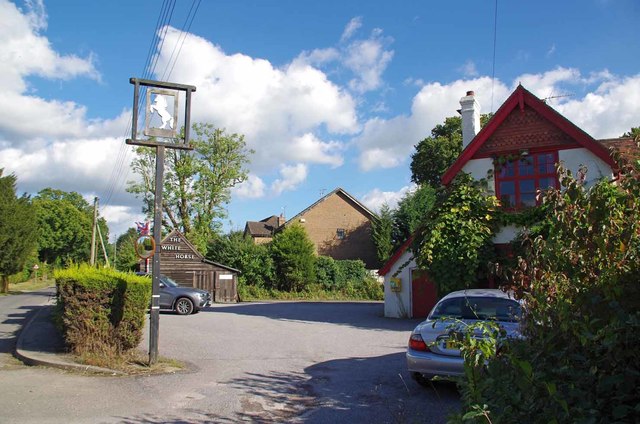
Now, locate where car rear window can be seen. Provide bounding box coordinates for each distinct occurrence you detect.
[429,296,522,322]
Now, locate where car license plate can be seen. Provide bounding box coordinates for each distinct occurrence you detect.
[445,339,457,350]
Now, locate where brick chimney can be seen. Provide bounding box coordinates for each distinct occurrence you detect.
[459,90,481,149]
[277,213,286,228]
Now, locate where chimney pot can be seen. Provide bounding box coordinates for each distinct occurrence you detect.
[466,90,475,96]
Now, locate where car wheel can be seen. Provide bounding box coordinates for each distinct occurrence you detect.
[175,297,194,315]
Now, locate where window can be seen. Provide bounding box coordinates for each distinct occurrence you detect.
[495,151,559,209]
[336,228,346,239]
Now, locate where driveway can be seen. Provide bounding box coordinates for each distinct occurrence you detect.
[0,300,459,423]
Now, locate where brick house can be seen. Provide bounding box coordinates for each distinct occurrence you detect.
[381,84,635,318]
[245,188,379,269]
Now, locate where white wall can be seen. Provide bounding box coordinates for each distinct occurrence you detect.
[462,158,495,193]
[383,251,415,318]
[559,148,614,188]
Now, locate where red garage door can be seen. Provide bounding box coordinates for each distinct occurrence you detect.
[411,269,437,318]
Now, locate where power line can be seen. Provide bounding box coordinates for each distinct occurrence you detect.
[100,1,178,210]
[491,0,498,113]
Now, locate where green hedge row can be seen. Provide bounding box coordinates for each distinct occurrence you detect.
[54,265,151,355]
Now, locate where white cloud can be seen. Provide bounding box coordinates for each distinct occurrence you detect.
[271,164,308,195]
[341,17,362,42]
[458,60,478,77]
[546,43,556,57]
[553,74,640,138]
[344,28,394,93]
[157,27,358,176]
[233,174,266,199]
[361,184,415,213]
[354,76,510,171]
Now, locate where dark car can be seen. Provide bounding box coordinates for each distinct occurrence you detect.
[138,273,211,315]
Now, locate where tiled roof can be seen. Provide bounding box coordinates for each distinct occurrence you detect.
[244,215,280,237]
[598,137,638,166]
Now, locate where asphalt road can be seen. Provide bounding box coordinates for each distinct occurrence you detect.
[0,295,459,423]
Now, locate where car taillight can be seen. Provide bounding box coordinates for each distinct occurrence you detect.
[408,333,429,352]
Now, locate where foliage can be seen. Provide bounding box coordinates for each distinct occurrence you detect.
[114,228,140,272]
[270,224,316,292]
[238,277,382,301]
[415,175,499,295]
[0,170,39,293]
[622,126,639,139]
[206,231,275,288]
[33,188,108,266]
[127,123,253,252]
[392,184,436,247]
[411,114,492,186]
[314,256,368,291]
[454,148,640,423]
[371,204,394,263]
[55,265,151,356]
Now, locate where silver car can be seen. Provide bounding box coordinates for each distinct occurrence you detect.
[406,289,522,384]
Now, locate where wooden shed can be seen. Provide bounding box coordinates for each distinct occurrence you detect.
[141,229,239,303]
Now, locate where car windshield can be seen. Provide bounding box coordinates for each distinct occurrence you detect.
[429,296,522,322]
[160,275,179,287]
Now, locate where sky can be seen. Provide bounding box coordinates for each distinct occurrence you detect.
[1,0,639,241]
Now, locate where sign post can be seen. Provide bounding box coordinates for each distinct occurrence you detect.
[126,78,196,365]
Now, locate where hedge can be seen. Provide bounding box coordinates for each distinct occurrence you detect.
[54,265,151,355]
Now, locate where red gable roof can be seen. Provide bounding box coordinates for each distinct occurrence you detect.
[441,85,617,185]
[378,236,413,276]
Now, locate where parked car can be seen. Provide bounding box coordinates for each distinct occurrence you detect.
[406,288,523,384]
[138,273,211,315]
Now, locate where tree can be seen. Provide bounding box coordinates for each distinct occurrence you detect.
[371,204,394,264]
[392,184,436,246]
[0,170,38,293]
[128,123,253,252]
[114,228,140,272]
[207,231,275,289]
[270,224,316,292]
[623,126,640,140]
[32,189,107,266]
[410,114,492,186]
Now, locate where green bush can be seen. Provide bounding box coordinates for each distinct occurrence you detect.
[55,265,151,355]
[207,231,275,289]
[270,224,316,292]
[453,157,640,423]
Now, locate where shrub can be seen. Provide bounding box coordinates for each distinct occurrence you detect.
[207,231,275,289]
[55,265,151,356]
[453,155,640,423]
[270,224,316,292]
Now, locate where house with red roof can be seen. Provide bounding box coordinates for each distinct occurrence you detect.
[381,85,635,318]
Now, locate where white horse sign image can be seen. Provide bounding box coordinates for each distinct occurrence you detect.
[144,88,179,138]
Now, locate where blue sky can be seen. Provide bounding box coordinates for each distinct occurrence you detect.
[1,0,639,240]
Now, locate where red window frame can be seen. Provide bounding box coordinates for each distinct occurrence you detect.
[495,151,560,209]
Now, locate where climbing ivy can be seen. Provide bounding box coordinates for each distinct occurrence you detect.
[414,174,499,295]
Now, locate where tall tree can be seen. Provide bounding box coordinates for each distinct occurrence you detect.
[410,114,492,187]
[33,189,107,266]
[392,184,436,246]
[270,224,316,292]
[128,123,253,252]
[371,204,394,264]
[0,170,38,293]
[114,228,140,272]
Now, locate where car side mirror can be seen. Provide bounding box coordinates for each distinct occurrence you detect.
[159,283,165,288]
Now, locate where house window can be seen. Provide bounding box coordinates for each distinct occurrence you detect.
[336,228,346,239]
[495,151,559,209]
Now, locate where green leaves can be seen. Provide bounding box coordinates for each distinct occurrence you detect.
[127,123,253,252]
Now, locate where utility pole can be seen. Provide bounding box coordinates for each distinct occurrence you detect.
[90,197,98,266]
